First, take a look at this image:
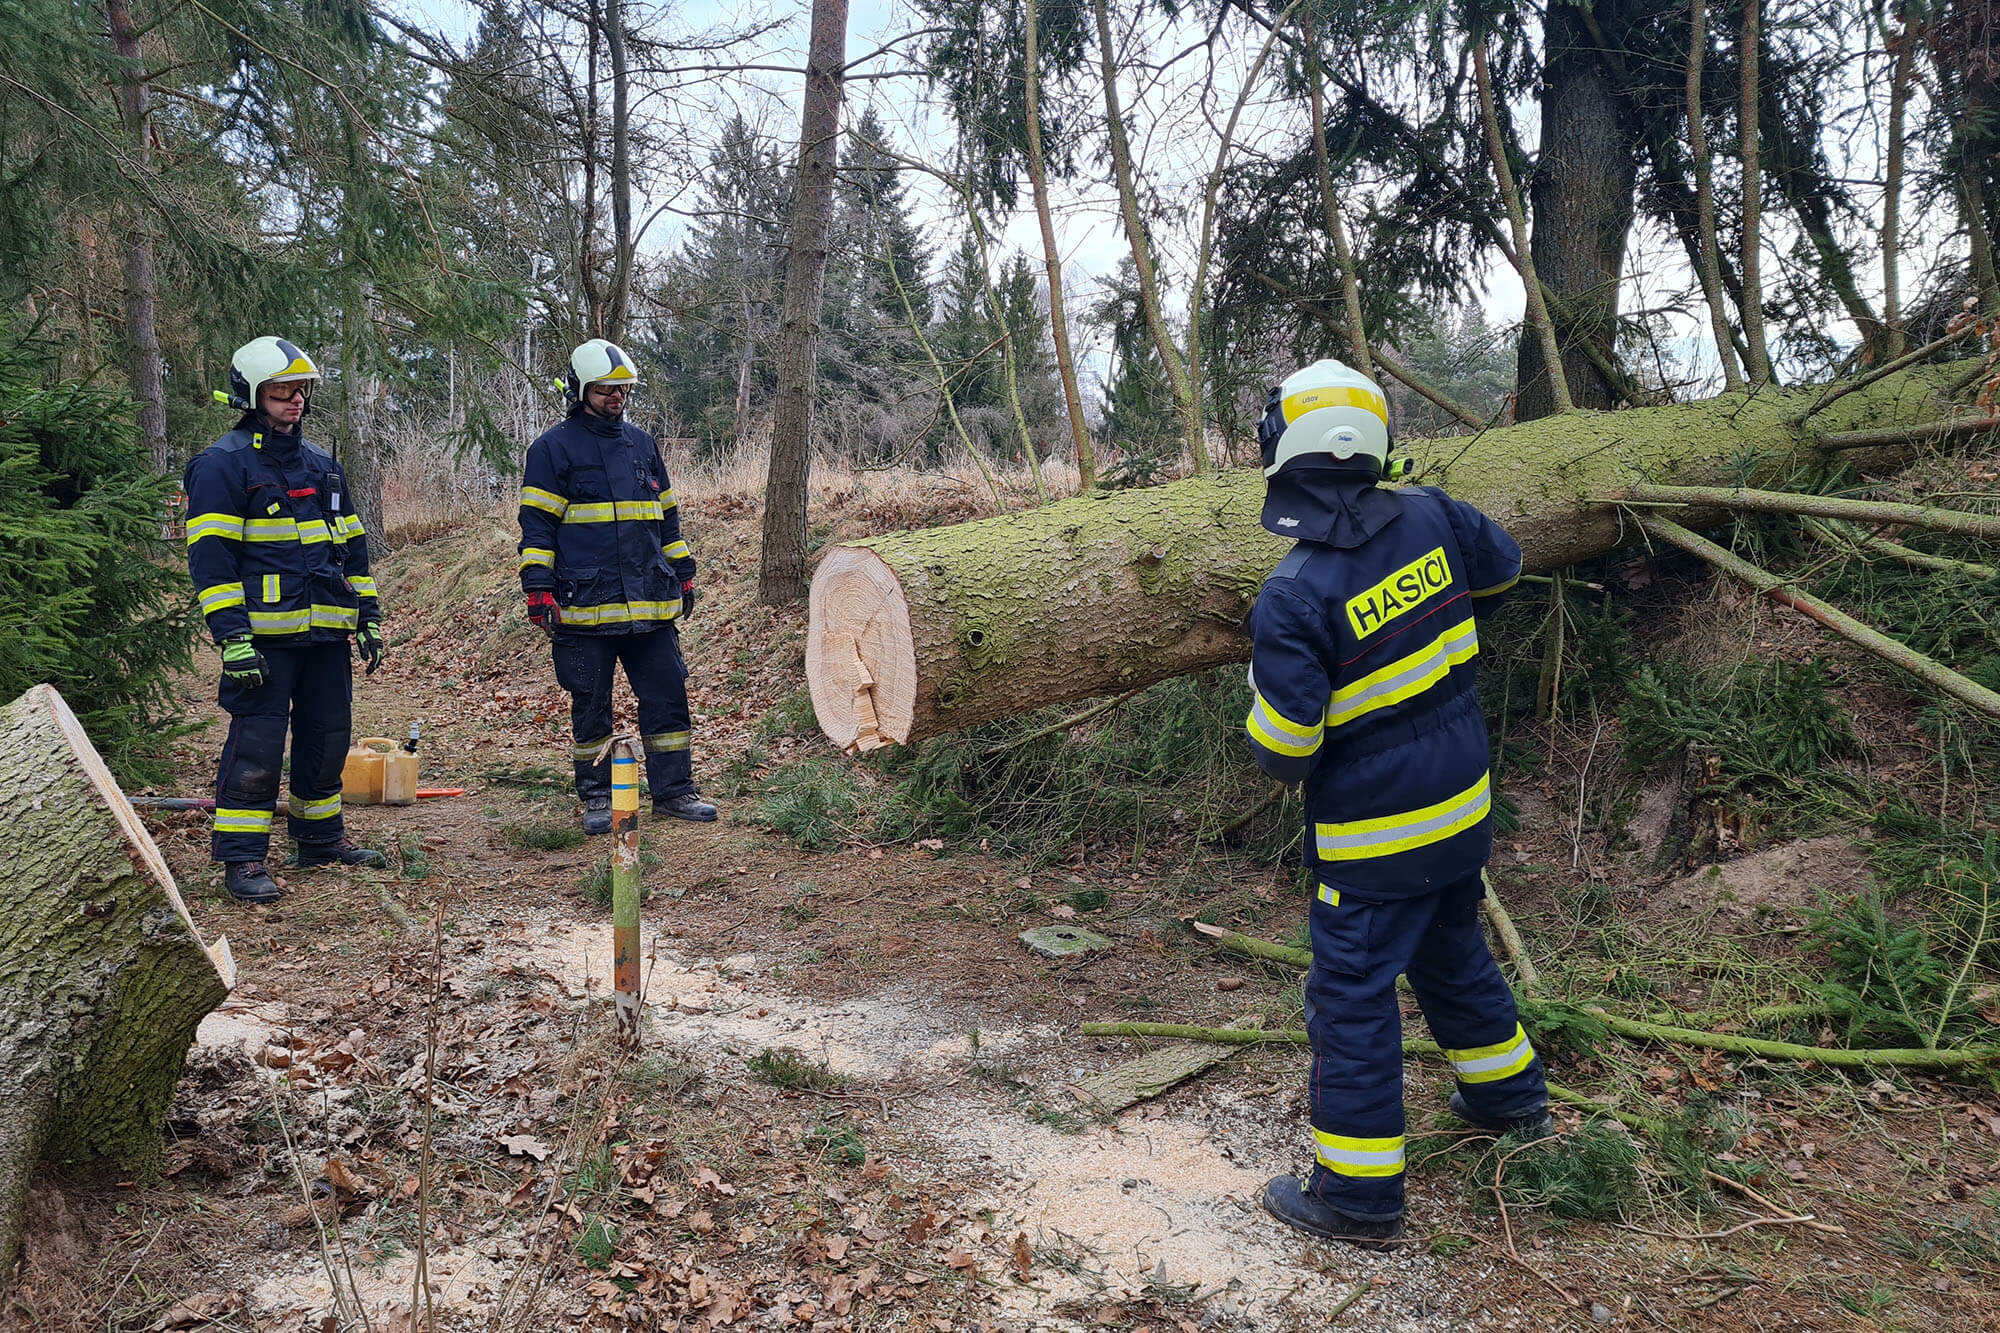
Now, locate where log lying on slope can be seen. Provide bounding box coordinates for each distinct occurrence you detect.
[807,361,1974,750]
[0,685,234,1282]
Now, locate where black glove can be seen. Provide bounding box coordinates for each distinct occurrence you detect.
[356,621,384,675]
[680,579,698,620]
[220,635,267,689]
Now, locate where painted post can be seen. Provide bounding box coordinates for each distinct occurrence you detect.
[611,737,643,1051]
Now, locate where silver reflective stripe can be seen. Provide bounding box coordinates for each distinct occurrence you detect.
[1455,1050,1524,1077]
[1316,776,1490,858]
[1327,619,1479,725]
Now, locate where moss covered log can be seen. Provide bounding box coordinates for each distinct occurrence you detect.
[807,362,1973,749]
[0,685,234,1282]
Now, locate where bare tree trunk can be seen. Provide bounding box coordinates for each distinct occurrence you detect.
[1473,36,1573,415]
[339,283,385,546]
[1884,9,1915,358]
[604,0,633,341]
[1738,0,1774,384]
[759,0,849,606]
[732,307,757,454]
[1091,0,1207,472]
[1024,0,1095,489]
[578,0,605,337]
[1688,0,1744,390]
[104,0,168,471]
[962,186,1048,503]
[1305,24,1371,376]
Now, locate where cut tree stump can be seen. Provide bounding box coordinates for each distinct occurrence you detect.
[807,360,1973,749]
[0,685,234,1282]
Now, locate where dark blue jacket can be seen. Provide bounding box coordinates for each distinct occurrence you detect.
[1245,480,1521,899]
[184,422,376,645]
[516,410,696,633]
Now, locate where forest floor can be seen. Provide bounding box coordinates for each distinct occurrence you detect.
[9,468,2000,1333]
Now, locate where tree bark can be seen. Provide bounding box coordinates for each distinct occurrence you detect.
[1092,0,1207,472]
[104,0,169,472]
[604,0,634,342]
[579,0,605,337]
[0,685,234,1281]
[805,361,1970,750]
[1473,36,1573,416]
[1024,0,1095,489]
[1687,0,1744,390]
[1739,0,1775,384]
[758,0,848,605]
[1305,22,1371,376]
[1514,0,1634,417]
[1883,10,1915,358]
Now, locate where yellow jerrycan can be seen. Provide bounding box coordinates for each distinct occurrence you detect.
[342,737,395,806]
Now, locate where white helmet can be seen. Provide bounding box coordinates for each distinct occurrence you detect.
[564,338,642,401]
[1259,359,1390,477]
[226,336,320,409]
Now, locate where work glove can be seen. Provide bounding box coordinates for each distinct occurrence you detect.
[220,635,267,689]
[679,579,698,620]
[356,621,384,675]
[526,590,561,631]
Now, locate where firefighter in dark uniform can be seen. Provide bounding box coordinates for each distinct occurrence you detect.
[185,337,387,904]
[1244,359,1550,1247]
[518,339,717,834]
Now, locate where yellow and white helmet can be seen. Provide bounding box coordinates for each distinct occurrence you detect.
[1259,358,1391,477]
[564,338,642,401]
[228,336,320,408]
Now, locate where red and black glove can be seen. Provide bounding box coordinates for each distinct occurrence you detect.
[679,578,698,620]
[526,590,560,629]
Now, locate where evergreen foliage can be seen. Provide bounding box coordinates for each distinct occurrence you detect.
[0,325,191,776]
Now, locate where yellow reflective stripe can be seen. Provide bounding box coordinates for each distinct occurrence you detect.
[348,576,377,597]
[642,730,691,753]
[1471,568,1521,598]
[1317,884,1340,906]
[187,513,245,543]
[292,793,341,821]
[1315,773,1492,861]
[572,736,614,762]
[521,486,568,516]
[1447,1024,1537,1083]
[519,547,555,571]
[661,487,678,509]
[198,582,246,613]
[247,608,311,633]
[1282,385,1388,424]
[556,598,681,626]
[296,518,332,545]
[662,540,692,562]
[1326,618,1480,728]
[259,574,278,602]
[310,604,359,630]
[338,514,366,538]
[1246,692,1322,758]
[1312,1129,1405,1178]
[244,517,297,542]
[561,500,664,524]
[213,807,273,833]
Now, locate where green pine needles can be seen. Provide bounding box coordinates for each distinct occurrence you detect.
[0,325,191,777]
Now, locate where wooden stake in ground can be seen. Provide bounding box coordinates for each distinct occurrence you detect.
[0,684,234,1281]
[611,739,642,1051]
[806,359,1971,749]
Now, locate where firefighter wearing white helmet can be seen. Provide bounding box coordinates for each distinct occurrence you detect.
[518,339,716,834]
[1243,357,1546,1249]
[185,336,387,904]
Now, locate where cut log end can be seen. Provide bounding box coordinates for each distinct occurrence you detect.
[807,546,918,753]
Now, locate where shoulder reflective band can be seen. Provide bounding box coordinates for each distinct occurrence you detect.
[1314,772,1491,862]
[1446,1024,1536,1083]
[1246,691,1322,758]
[1312,1129,1404,1178]
[1326,618,1479,728]
[521,486,568,516]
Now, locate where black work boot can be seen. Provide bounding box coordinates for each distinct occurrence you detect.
[654,793,718,823]
[224,861,283,904]
[293,838,388,869]
[1261,1178,1403,1249]
[575,759,613,835]
[1448,1089,1554,1139]
[581,798,614,836]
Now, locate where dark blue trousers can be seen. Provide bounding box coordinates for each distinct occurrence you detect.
[212,642,352,862]
[1303,869,1547,1220]
[551,627,694,805]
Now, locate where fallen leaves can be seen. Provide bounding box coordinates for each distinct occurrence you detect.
[498,1132,551,1161]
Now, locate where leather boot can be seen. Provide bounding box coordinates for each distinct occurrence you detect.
[1261,1177,1403,1249]
[655,792,718,823]
[293,839,388,869]
[1448,1089,1553,1139]
[224,861,282,903]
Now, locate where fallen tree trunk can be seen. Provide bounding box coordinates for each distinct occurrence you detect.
[808,361,1974,749]
[0,685,234,1282]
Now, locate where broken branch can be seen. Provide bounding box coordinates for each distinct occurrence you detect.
[1617,483,2000,540]
[1803,517,1999,581]
[1816,414,2000,452]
